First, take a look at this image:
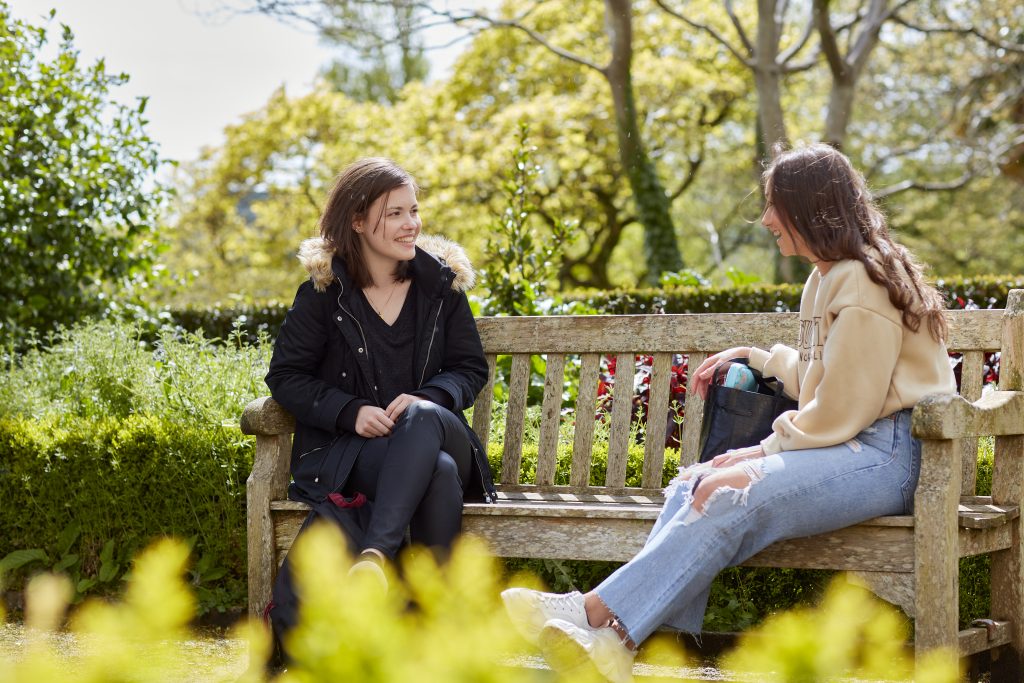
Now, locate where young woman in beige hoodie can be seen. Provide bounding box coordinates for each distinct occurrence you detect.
[503,144,957,683]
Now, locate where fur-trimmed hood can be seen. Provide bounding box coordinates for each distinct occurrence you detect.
[297,234,476,293]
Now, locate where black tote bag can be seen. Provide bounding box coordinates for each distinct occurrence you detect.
[697,358,798,463]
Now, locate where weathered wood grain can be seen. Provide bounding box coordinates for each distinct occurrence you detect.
[605,354,635,488]
[571,353,601,488]
[500,354,531,485]
[680,352,708,468]
[642,353,672,488]
[742,525,915,572]
[959,350,985,495]
[854,571,915,616]
[913,439,961,654]
[957,502,1020,529]
[246,432,291,614]
[473,309,1002,354]
[912,391,1024,440]
[990,291,1024,665]
[240,396,295,436]
[959,621,1012,658]
[959,520,1014,557]
[536,353,565,486]
[472,354,497,453]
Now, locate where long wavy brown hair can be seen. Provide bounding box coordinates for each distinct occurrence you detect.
[764,144,948,342]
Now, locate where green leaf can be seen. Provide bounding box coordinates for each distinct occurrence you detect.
[99,538,115,565]
[54,553,80,572]
[199,567,228,583]
[98,560,119,583]
[56,521,82,557]
[0,548,48,575]
[76,577,97,594]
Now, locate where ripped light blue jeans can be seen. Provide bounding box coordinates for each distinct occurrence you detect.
[595,409,921,645]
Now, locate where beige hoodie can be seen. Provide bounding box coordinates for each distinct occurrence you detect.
[748,258,957,455]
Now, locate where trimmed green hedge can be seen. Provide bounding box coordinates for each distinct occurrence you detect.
[0,414,252,614]
[168,275,1024,340]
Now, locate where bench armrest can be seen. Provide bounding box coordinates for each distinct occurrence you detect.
[241,396,296,436]
[912,391,1024,440]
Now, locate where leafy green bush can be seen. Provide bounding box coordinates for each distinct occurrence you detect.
[0,320,269,613]
[0,4,167,345]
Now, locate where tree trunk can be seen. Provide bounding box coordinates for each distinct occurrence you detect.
[755,0,788,156]
[824,80,856,150]
[603,0,683,283]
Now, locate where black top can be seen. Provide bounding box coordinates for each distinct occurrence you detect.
[333,279,455,432]
[356,283,416,407]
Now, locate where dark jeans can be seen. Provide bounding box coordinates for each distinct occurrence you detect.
[342,401,472,557]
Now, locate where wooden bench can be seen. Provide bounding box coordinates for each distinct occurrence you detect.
[243,289,1024,674]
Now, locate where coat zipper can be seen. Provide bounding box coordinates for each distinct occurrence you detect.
[336,281,380,406]
[418,299,444,388]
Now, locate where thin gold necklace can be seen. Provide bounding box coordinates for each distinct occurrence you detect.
[364,280,400,318]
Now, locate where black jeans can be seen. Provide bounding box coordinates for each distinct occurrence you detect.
[342,401,472,557]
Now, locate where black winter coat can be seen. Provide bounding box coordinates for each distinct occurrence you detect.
[265,235,496,505]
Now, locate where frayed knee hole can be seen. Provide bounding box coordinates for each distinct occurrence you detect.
[691,470,754,514]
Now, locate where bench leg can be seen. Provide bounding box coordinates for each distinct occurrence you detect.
[913,439,960,662]
[990,435,1024,681]
[246,433,291,617]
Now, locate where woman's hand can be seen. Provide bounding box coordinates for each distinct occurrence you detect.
[691,346,753,400]
[710,445,764,468]
[385,393,425,422]
[354,406,395,438]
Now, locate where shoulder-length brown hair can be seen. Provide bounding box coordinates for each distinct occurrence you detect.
[319,157,417,289]
[764,144,948,342]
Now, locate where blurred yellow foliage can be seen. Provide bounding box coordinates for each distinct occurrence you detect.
[0,530,961,683]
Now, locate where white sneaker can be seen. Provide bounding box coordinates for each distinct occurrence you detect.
[501,588,590,646]
[540,618,635,683]
[347,558,387,592]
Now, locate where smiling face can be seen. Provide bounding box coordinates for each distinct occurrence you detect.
[762,181,818,262]
[354,183,420,274]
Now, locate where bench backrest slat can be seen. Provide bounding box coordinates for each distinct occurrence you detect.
[537,353,565,486]
[474,308,1006,495]
[500,353,532,485]
[959,350,987,494]
[642,352,673,487]
[605,353,636,488]
[571,353,602,487]
[680,352,710,468]
[472,355,497,458]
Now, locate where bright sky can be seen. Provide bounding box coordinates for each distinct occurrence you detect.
[6,0,338,163]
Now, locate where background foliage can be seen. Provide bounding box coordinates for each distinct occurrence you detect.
[0,3,166,345]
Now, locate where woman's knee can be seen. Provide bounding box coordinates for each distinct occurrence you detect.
[404,399,443,422]
[431,451,462,487]
[690,457,782,515]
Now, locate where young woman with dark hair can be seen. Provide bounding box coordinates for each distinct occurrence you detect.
[265,157,495,592]
[502,144,957,683]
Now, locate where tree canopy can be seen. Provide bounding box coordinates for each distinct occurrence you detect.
[162,0,1024,306]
